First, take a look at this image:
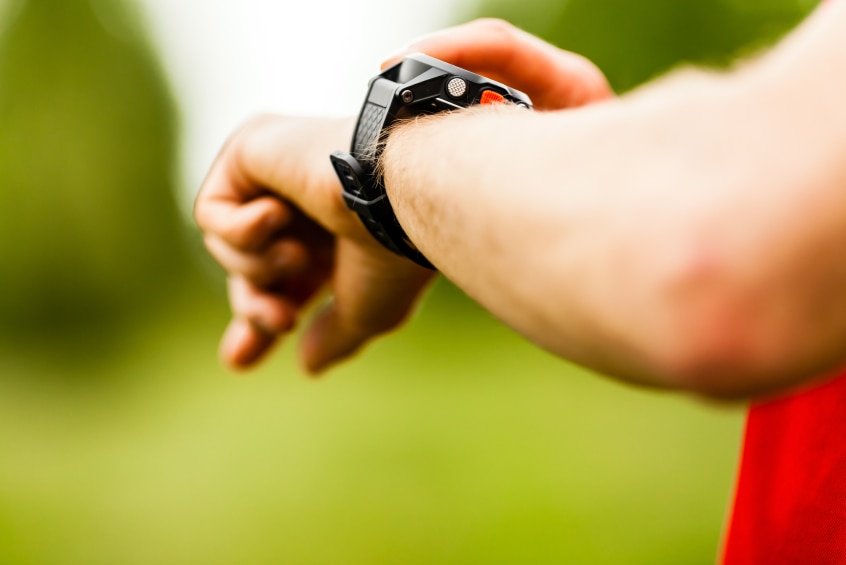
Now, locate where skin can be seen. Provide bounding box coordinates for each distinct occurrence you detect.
[195,6,846,398]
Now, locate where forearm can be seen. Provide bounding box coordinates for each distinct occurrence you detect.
[383,85,734,392]
[382,6,846,397]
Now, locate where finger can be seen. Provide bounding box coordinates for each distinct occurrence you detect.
[298,301,362,375]
[382,18,613,110]
[229,276,299,335]
[299,240,434,375]
[195,193,292,252]
[220,318,278,370]
[204,235,310,287]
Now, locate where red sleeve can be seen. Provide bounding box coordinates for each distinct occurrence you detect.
[722,373,846,564]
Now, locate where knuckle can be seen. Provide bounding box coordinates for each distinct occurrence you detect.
[225,221,254,251]
[228,113,278,167]
[193,191,215,233]
[471,17,517,37]
[349,308,409,339]
[240,257,280,288]
[202,234,229,266]
[202,233,216,252]
[193,200,208,231]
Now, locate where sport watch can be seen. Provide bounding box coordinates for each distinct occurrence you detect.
[330,53,532,269]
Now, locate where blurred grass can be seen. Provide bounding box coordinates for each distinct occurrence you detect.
[0,0,186,343]
[0,280,743,565]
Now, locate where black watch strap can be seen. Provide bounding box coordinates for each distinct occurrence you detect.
[330,151,435,269]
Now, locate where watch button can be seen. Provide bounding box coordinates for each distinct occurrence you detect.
[446,77,468,99]
[480,90,506,105]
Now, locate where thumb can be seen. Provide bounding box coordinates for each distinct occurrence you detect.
[299,299,367,375]
[299,239,434,375]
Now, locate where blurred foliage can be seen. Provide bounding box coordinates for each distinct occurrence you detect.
[0,285,745,565]
[0,0,190,347]
[472,0,815,92]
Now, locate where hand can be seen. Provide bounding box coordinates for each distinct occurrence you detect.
[382,18,614,111]
[195,115,434,374]
[195,20,612,376]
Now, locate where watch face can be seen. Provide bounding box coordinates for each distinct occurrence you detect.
[386,57,431,84]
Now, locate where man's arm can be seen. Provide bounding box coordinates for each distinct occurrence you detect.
[383,4,846,398]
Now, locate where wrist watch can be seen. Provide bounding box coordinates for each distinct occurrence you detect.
[330,53,532,269]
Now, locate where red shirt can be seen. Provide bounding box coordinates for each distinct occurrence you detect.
[723,373,846,563]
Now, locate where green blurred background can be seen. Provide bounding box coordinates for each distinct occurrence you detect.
[0,0,815,563]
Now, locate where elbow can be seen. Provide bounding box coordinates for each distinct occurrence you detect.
[649,310,769,400]
[643,241,816,400]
